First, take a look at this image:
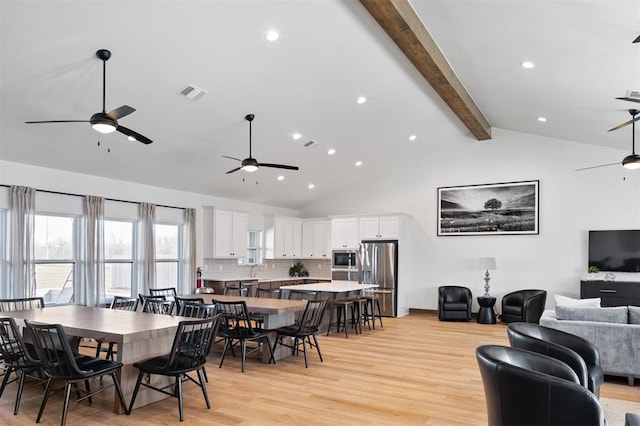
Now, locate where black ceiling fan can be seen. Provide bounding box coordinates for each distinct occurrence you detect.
[223,114,299,174]
[25,49,153,145]
[576,109,640,171]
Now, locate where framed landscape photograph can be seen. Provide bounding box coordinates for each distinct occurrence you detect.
[437,180,539,236]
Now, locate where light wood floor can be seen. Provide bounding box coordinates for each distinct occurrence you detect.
[1,311,639,425]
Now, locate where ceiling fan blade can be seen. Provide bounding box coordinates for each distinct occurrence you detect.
[25,120,89,124]
[222,155,242,162]
[616,96,640,104]
[608,116,640,132]
[116,125,153,144]
[107,105,135,120]
[226,167,242,174]
[575,162,620,171]
[259,163,300,171]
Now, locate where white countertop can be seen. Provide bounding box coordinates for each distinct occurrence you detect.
[279,281,378,293]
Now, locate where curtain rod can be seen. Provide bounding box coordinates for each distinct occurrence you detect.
[0,184,187,210]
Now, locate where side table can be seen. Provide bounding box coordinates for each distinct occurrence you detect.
[477,296,497,324]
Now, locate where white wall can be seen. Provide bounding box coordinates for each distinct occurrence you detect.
[300,128,640,313]
[0,160,299,269]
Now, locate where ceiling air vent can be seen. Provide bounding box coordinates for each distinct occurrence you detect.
[178,84,207,101]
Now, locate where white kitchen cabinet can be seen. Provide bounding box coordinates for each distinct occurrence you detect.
[359,216,400,239]
[302,220,331,258]
[331,218,359,249]
[209,209,248,258]
[264,216,302,259]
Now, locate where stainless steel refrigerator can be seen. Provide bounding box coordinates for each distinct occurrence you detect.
[359,240,398,317]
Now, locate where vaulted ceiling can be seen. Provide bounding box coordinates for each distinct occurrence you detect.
[1,1,639,209]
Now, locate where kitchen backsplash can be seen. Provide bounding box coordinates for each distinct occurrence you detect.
[202,258,331,279]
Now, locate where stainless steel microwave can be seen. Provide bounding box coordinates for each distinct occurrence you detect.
[332,250,359,270]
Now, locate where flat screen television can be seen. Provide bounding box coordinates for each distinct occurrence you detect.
[589,230,640,272]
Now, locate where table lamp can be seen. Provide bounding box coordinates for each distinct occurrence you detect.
[478,257,497,297]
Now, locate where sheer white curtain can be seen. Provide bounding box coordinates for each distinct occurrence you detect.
[136,203,156,295]
[180,208,196,295]
[8,186,36,299]
[79,195,105,306]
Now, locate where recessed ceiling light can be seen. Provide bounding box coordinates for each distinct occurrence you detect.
[266,31,279,41]
[292,133,301,140]
[355,161,363,167]
[277,175,285,181]
[327,148,336,155]
[521,61,535,69]
[409,135,417,141]
[356,96,367,104]
[308,183,315,190]
[537,117,547,122]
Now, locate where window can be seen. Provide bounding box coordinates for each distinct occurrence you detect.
[155,223,180,288]
[104,220,134,299]
[239,230,262,265]
[34,215,76,304]
[0,210,6,287]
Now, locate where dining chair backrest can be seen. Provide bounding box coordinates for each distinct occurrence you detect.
[256,288,281,299]
[0,317,39,368]
[24,320,83,380]
[223,287,249,297]
[0,297,45,312]
[175,296,204,314]
[297,299,328,334]
[157,314,221,372]
[149,287,177,300]
[142,299,175,315]
[288,289,318,301]
[214,300,259,334]
[109,296,138,311]
[138,293,166,308]
[179,301,217,318]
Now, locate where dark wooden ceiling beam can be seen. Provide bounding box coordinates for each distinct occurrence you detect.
[360,0,492,140]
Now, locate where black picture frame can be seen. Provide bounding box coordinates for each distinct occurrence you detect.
[437,180,539,236]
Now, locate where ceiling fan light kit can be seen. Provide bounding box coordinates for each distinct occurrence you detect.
[622,154,640,169]
[25,49,153,145]
[223,113,299,175]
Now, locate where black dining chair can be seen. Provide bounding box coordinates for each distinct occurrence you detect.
[178,301,217,318]
[25,320,129,425]
[175,296,204,315]
[139,294,175,315]
[128,315,221,422]
[272,299,328,368]
[95,296,139,360]
[215,300,275,372]
[0,297,45,312]
[149,287,177,300]
[0,317,45,415]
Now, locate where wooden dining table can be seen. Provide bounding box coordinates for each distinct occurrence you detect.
[8,305,189,413]
[7,297,308,412]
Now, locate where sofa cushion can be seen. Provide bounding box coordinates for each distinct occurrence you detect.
[555,305,628,323]
[554,295,601,308]
[629,306,640,324]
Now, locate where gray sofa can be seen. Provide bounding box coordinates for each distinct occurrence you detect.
[539,305,640,385]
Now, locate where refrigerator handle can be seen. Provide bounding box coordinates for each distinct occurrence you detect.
[373,244,378,284]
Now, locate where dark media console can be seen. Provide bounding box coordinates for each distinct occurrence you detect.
[580,280,640,307]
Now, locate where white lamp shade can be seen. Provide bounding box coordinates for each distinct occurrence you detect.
[479,257,496,271]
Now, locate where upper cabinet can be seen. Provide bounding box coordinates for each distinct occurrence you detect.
[203,208,248,259]
[264,216,302,259]
[302,219,331,259]
[359,216,400,240]
[331,218,360,249]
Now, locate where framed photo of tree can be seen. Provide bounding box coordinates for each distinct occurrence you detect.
[437,180,539,236]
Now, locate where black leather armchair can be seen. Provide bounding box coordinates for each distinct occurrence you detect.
[438,286,472,321]
[507,322,604,397]
[501,289,547,323]
[476,345,604,426]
